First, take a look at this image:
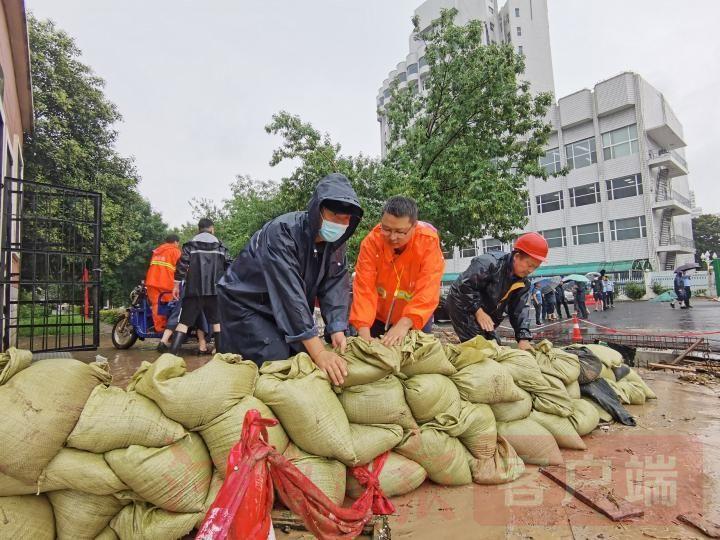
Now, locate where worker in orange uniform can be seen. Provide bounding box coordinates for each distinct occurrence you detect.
[145,234,181,333]
[350,196,445,346]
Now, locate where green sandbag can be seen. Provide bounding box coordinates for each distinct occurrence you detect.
[469,435,525,485]
[496,348,574,417]
[105,433,211,513]
[48,490,126,540]
[529,411,586,450]
[581,397,613,423]
[403,374,461,423]
[0,471,36,496]
[0,358,110,483]
[599,363,616,382]
[338,337,401,387]
[194,470,224,529]
[449,336,501,371]
[129,353,257,430]
[198,395,289,475]
[350,423,403,466]
[444,343,460,365]
[615,379,647,405]
[605,378,631,404]
[565,380,581,399]
[337,375,417,429]
[578,344,623,368]
[284,444,346,505]
[346,452,427,499]
[497,418,563,466]
[623,369,657,399]
[424,401,497,460]
[451,359,524,404]
[67,385,187,453]
[96,526,119,540]
[570,398,601,435]
[109,501,198,540]
[39,448,127,495]
[255,354,358,465]
[395,428,472,486]
[0,348,32,385]
[0,494,55,539]
[490,388,532,422]
[534,340,580,384]
[399,331,456,377]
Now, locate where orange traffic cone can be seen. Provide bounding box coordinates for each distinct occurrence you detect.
[571,313,583,343]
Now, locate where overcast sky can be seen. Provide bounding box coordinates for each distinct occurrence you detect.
[25,0,720,226]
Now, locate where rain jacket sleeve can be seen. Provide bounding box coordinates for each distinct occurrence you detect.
[349,236,381,330]
[401,240,444,329]
[317,248,351,335]
[508,286,532,341]
[174,243,191,283]
[257,223,318,343]
[456,256,495,314]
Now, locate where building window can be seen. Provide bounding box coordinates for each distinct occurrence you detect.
[489,22,495,31]
[564,137,597,170]
[610,216,647,241]
[489,6,494,15]
[419,74,428,92]
[606,174,643,200]
[443,248,454,260]
[407,63,418,75]
[540,228,567,248]
[518,45,523,54]
[536,191,564,214]
[483,239,503,253]
[524,197,531,216]
[572,222,605,245]
[397,72,407,83]
[539,147,561,174]
[383,89,391,99]
[506,32,511,42]
[602,124,639,160]
[569,182,601,207]
[515,7,520,17]
[461,244,477,258]
[516,26,522,36]
[408,80,419,94]
[419,56,427,69]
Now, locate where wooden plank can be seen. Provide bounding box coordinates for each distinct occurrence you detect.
[669,338,704,365]
[540,466,644,522]
[677,512,720,538]
[647,362,696,372]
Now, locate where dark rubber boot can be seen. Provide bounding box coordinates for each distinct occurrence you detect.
[213,332,222,354]
[168,331,186,355]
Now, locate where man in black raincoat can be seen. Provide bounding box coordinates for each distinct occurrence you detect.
[217,173,363,385]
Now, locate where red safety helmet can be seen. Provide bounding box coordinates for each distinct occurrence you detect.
[514,232,548,262]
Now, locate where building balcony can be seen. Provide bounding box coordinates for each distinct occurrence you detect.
[652,190,692,216]
[656,235,695,254]
[645,109,686,149]
[648,149,688,178]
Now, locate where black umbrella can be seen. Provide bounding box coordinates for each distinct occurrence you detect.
[674,262,701,273]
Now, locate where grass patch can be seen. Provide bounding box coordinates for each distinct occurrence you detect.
[17,314,94,337]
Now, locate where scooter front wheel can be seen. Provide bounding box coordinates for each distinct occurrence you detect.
[112,314,138,349]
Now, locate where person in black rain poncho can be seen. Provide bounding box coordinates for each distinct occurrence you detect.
[217,173,363,385]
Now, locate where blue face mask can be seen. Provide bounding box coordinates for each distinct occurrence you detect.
[319,219,348,243]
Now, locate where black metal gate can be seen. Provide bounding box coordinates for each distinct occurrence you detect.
[0,177,102,352]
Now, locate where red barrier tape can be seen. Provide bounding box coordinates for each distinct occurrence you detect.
[577,317,720,337]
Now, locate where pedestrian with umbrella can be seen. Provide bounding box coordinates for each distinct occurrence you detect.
[555,276,571,319]
[591,273,605,311]
[671,262,700,309]
[563,274,589,318]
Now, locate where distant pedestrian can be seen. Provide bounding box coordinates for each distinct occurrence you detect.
[555,280,571,319]
[531,286,543,325]
[603,275,615,308]
[683,272,692,308]
[575,280,589,318]
[543,287,557,321]
[592,276,604,311]
[671,271,686,309]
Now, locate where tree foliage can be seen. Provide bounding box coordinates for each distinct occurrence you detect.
[692,214,720,264]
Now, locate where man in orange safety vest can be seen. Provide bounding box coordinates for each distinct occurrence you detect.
[145,234,181,333]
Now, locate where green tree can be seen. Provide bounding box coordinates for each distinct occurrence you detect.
[382,9,556,248]
[692,214,720,264]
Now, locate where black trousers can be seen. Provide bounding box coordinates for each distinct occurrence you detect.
[684,286,692,307]
[556,297,571,318]
[446,294,500,344]
[575,296,589,318]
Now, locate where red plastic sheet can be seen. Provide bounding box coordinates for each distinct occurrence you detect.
[196,409,395,540]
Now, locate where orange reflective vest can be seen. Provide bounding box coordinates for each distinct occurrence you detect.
[145,242,181,291]
[350,222,445,330]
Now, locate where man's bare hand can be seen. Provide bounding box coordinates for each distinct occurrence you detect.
[474,308,495,332]
[381,317,413,347]
[330,331,347,353]
[517,339,533,351]
[172,283,180,301]
[314,350,348,386]
[357,327,372,342]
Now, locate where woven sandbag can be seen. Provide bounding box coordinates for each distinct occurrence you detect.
[449,336,501,371]
[579,344,623,368]
[350,424,403,466]
[569,398,601,435]
[490,388,532,422]
[563,346,604,384]
[399,331,456,377]
[469,435,525,485]
[0,348,32,385]
[599,363,616,382]
[581,396,613,423]
[451,359,524,404]
[565,380,581,399]
[198,395,289,475]
[424,401,497,460]
[283,444,346,505]
[346,452,426,499]
[534,340,580,384]
[194,469,224,529]
[105,433,211,513]
[444,343,460,365]
[339,337,401,387]
[497,418,563,466]
[0,494,55,539]
[529,411,586,450]
[395,428,472,486]
[403,374,461,423]
[337,375,417,430]
[129,353,257,429]
[255,353,357,465]
[605,378,631,404]
[96,527,119,540]
[67,385,187,453]
[0,471,36,496]
[48,490,126,540]
[109,501,199,540]
[615,379,647,405]
[0,359,110,483]
[622,369,657,399]
[39,448,127,495]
